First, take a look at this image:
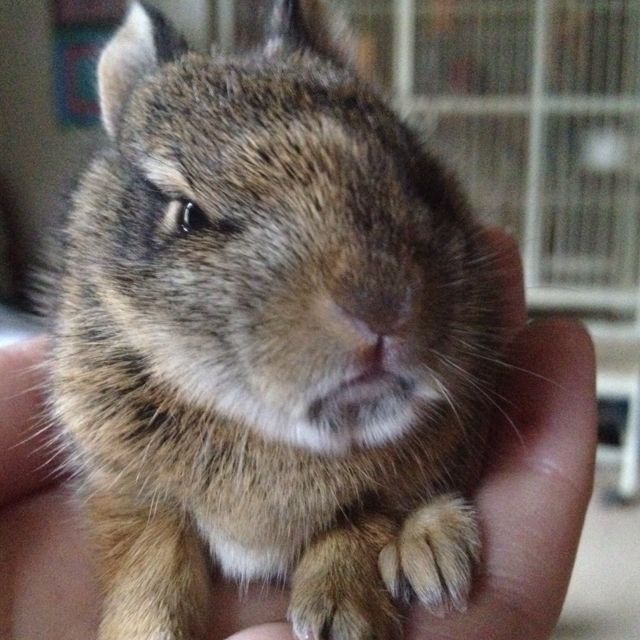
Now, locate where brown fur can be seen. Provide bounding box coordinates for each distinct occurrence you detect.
[50,2,505,638]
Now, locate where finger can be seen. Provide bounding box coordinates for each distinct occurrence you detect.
[205,581,288,639]
[0,486,100,640]
[407,319,597,640]
[0,336,64,506]
[486,318,597,494]
[224,623,293,640]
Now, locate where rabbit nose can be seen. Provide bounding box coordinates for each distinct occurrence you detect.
[331,285,413,343]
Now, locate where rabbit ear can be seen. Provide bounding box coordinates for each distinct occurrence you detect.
[98,2,187,138]
[266,0,355,69]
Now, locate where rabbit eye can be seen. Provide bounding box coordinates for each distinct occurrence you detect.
[178,200,208,235]
[172,199,242,238]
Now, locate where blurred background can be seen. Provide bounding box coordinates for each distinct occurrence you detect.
[0,1,638,637]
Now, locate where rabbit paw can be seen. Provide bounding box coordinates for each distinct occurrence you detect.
[289,548,401,640]
[378,495,480,615]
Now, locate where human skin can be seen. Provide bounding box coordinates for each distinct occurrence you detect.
[0,231,597,640]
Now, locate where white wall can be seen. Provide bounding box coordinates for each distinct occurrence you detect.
[0,0,100,274]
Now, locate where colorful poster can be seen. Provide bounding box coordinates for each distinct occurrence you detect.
[53,28,113,126]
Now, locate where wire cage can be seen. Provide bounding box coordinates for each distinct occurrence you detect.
[214,0,640,329]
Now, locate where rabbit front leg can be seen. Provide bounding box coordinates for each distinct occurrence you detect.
[289,514,402,640]
[290,495,481,640]
[87,489,211,640]
[379,494,481,616]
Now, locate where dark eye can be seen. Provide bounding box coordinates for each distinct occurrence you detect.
[178,200,209,235]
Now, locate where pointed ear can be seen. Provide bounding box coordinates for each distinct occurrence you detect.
[266,0,356,70]
[98,2,187,139]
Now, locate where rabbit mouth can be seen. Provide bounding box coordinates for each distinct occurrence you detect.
[321,371,413,407]
[307,372,415,430]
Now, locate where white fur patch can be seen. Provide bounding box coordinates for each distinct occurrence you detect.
[201,526,292,583]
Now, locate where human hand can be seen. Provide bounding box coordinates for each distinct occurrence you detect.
[0,231,597,640]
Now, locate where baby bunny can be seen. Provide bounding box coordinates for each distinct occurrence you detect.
[51,1,505,638]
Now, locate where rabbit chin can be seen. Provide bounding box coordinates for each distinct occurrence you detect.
[203,375,442,455]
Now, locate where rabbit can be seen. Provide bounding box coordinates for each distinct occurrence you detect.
[50,1,505,638]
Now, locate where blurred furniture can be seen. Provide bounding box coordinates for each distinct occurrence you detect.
[597,340,640,501]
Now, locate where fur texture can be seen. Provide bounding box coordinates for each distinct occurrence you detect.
[50,2,505,638]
